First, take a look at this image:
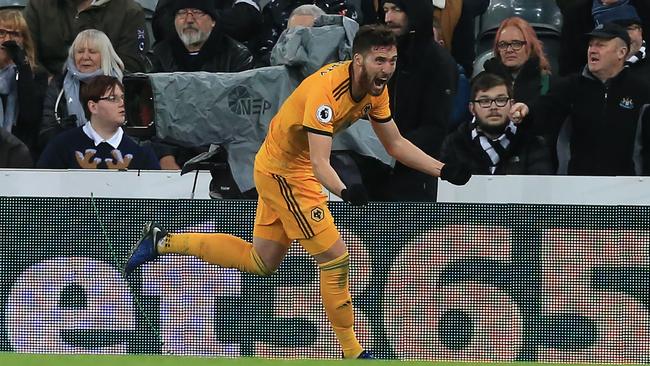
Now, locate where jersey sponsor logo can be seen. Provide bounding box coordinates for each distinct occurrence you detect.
[316,105,333,124]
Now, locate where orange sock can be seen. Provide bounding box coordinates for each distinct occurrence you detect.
[319,252,363,358]
[159,233,271,276]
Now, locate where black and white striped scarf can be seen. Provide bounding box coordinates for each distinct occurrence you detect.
[471,118,518,174]
[626,40,646,66]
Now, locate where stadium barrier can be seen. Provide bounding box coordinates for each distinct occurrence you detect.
[0,196,648,362]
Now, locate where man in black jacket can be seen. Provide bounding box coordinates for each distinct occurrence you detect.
[532,22,650,176]
[556,0,650,76]
[379,0,458,201]
[441,72,553,175]
[149,0,254,169]
[150,0,254,72]
[152,0,263,46]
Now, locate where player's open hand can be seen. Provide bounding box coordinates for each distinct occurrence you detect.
[509,102,529,124]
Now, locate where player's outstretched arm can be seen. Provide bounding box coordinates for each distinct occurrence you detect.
[371,119,471,185]
[308,132,368,205]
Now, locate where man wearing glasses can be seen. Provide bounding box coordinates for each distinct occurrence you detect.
[149,0,254,170]
[37,76,160,170]
[440,72,552,175]
[150,0,253,73]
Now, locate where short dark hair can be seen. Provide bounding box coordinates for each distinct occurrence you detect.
[80,75,124,120]
[352,24,396,56]
[470,72,512,100]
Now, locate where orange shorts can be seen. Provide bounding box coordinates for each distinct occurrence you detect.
[252,168,340,255]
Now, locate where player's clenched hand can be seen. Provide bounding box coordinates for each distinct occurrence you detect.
[341,184,368,206]
[440,163,472,185]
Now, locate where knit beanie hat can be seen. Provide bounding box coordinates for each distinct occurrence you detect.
[592,0,640,26]
[606,4,642,27]
[173,0,218,20]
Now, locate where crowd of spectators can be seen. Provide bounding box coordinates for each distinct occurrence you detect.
[0,0,648,200]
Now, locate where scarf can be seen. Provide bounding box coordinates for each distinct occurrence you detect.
[62,58,107,126]
[471,118,517,174]
[0,64,17,132]
[626,40,647,66]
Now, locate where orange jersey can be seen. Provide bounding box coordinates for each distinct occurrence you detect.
[255,61,392,176]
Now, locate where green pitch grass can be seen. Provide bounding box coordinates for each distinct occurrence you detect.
[0,353,620,366]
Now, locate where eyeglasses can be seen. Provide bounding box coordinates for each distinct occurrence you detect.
[472,97,510,108]
[176,9,207,18]
[0,28,21,38]
[98,94,125,103]
[497,40,527,51]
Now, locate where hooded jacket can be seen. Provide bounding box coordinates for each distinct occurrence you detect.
[383,0,458,201]
[25,0,149,75]
[150,11,254,72]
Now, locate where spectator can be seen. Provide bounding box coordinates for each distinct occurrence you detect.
[150,0,254,72]
[0,10,48,153]
[0,128,32,168]
[557,0,650,76]
[152,0,263,46]
[381,0,458,201]
[24,0,149,75]
[40,29,124,150]
[483,17,553,109]
[37,75,160,170]
[529,22,650,176]
[608,5,649,86]
[441,72,553,175]
[432,0,463,52]
[150,0,254,170]
[287,4,326,28]
[255,0,355,67]
[359,0,384,25]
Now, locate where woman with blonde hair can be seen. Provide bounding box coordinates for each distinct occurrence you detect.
[483,17,553,107]
[40,29,124,148]
[0,9,48,153]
